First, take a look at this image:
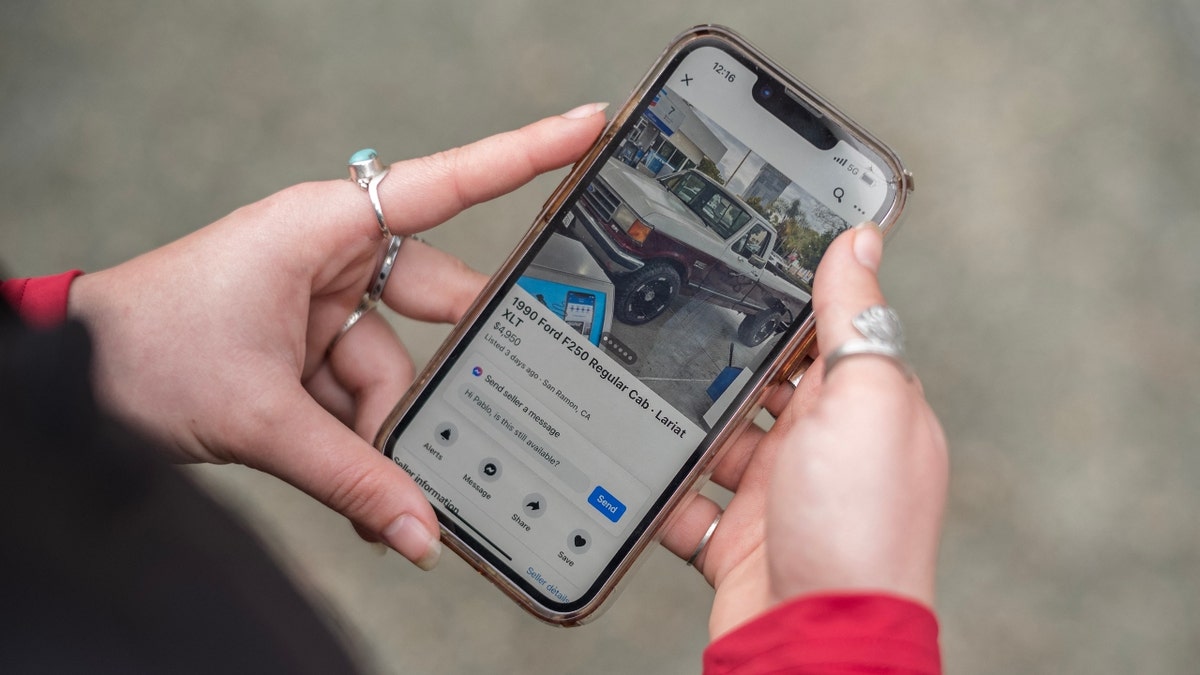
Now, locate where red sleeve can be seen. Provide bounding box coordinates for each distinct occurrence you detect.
[1,270,84,328]
[703,593,941,675]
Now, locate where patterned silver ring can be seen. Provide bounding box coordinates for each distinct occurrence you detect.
[368,234,404,304]
[824,305,913,380]
[327,296,376,355]
[327,234,405,355]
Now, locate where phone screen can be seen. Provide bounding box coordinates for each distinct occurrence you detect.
[383,39,899,613]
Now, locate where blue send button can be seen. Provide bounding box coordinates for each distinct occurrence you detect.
[587,486,627,523]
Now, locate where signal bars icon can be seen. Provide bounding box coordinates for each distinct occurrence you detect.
[833,156,848,166]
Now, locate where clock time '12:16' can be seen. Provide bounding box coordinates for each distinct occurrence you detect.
[712,61,735,83]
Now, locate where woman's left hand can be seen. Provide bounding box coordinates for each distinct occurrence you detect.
[69,105,607,569]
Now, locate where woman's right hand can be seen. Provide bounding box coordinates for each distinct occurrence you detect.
[661,223,949,639]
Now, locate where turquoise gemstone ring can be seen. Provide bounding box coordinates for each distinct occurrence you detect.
[347,148,392,237]
[327,149,406,354]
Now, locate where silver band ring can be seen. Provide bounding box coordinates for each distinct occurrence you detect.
[824,340,913,379]
[686,510,722,567]
[824,305,914,380]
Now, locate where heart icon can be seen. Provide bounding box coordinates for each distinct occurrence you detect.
[568,528,591,553]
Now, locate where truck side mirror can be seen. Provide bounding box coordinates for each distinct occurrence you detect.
[749,254,767,267]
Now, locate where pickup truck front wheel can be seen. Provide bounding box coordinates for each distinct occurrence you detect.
[614,263,681,325]
[737,310,783,347]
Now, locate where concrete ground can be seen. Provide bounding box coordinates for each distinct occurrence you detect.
[609,291,779,429]
[3,2,1199,673]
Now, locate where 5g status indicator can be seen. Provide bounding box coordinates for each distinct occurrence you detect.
[834,155,877,187]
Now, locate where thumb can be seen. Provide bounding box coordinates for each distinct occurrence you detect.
[235,386,442,570]
[812,222,890,363]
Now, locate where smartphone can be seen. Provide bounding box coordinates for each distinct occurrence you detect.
[377,25,913,624]
[563,291,596,338]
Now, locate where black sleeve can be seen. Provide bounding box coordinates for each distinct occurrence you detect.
[0,299,362,674]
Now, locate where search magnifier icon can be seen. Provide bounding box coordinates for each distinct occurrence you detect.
[833,187,845,203]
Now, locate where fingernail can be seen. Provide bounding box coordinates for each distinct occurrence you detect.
[382,514,442,571]
[561,102,609,119]
[852,221,883,272]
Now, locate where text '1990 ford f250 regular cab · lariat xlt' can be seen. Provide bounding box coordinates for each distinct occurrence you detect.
[566,159,813,347]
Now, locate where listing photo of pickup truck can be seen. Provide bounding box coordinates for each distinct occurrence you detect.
[529,86,849,428]
[570,159,813,346]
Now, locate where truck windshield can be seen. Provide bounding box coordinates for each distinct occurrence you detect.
[666,173,752,239]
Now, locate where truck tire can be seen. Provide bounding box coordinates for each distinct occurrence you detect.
[614,262,681,325]
[737,309,783,347]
